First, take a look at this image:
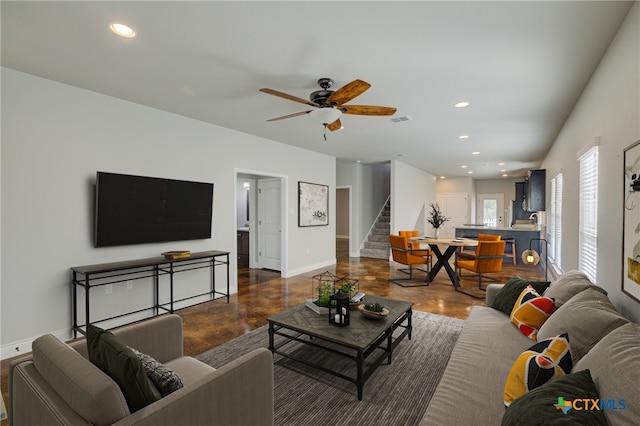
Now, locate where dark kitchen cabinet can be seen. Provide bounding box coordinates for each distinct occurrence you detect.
[526,169,546,212]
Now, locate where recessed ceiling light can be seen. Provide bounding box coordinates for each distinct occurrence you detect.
[501,169,507,172]
[502,174,508,177]
[467,171,474,174]
[109,22,136,38]
[454,101,470,108]
[472,151,480,155]
[459,135,470,139]
[498,162,505,166]
[461,165,468,169]
[440,176,446,179]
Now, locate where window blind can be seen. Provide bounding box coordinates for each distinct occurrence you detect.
[579,147,598,282]
[549,173,563,269]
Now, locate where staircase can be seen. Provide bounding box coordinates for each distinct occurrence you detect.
[360,199,391,259]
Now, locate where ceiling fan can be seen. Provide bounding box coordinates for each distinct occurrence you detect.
[259,78,396,139]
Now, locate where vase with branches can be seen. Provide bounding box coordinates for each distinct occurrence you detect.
[427,203,449,239]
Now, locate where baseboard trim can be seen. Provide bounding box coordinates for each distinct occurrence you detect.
[2,328,71,360]
[284,259,337,278]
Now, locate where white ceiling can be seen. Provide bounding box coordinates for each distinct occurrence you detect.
[1,1,635,179]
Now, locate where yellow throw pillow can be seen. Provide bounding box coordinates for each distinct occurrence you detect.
[510,285,555,340]
[504,333,572,407]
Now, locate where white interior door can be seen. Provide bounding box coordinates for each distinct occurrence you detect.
[477,194,505,227]
[257,178,282,271]
[435,193,468,238]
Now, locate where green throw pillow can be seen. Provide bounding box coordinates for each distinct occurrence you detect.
[492,276,550,315]
[502,369,607,426]
[86,324,162,412]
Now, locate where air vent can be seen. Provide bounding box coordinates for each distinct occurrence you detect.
[390,116,412,123]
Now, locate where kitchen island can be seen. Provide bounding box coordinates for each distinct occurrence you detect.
[454,226,545,265]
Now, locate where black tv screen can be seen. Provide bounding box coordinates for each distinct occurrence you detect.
[95,172,213,247]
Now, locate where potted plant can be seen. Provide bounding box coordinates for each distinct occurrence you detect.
[427,203,449,239]
[315,281,334,307]
[339,279,359,298]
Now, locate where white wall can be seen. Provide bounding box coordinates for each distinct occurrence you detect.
[391,160,436,234]
[1,68,336,356]
[540,4,640,321]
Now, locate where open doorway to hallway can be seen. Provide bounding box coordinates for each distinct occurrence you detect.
[235,171,286,284]
[336,186,351,257]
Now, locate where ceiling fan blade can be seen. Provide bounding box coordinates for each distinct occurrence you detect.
[339,105,397,116]
[326,79,371,106]
[266,110,312,122]
[259,88,319,107]
[327,119,343,132]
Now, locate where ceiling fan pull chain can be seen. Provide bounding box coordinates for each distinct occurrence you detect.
[323,124,328,141]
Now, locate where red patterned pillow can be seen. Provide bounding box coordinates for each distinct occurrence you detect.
[510,285,555,340]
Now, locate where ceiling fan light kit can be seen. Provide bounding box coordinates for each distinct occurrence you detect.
[309,108,342,125]
[260,77,396,139]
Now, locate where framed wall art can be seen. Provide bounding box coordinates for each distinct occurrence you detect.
[622,139,640,302]
[298,181,329,227]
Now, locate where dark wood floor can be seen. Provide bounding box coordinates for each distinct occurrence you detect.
[0,239,544,422]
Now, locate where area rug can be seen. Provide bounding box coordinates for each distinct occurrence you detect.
[196,310,464,426]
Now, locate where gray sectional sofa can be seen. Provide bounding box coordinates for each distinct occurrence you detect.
[421,270,640,426]
[9,314,274,426]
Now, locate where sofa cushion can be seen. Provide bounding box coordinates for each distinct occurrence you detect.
[537,287,629,364]
[509,285,555,340]
[31,334,129,426]
[503,333,572,407]
[86,324,162,412]
[502,369,607,426]
[491,276,550,315]
[543,270,607,308]
[574,322,640,426]
[131,347,183,396]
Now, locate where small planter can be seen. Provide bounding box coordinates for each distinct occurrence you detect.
[358,303,389,319]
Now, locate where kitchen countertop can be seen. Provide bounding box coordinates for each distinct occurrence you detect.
[456,226,544,232]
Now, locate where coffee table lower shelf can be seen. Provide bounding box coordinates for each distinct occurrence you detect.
[268,305,412,401]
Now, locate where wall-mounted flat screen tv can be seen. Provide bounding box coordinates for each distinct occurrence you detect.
[95,172,214,247]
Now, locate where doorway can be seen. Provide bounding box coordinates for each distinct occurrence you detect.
[477,193,505,227]
[436,193,469,238]
[235,171,286,277]
[336,186,351,257]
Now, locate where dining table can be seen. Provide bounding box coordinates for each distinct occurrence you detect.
[411,237,478,288]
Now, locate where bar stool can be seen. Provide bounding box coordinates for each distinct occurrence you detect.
[504,238,517,265]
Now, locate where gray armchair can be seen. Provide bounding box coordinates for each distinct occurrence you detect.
[9,314,273,426]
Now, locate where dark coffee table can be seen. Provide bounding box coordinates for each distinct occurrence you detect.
[268,295,413,400]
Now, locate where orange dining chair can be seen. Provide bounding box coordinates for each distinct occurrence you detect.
[455,240,506,291]
[398,230,433,261]
[460,233,501,255]
[389,234,431,287]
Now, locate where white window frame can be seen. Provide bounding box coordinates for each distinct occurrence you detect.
[549,172,563,271]
[578,146,598,282]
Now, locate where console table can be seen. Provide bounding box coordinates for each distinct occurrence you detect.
[71,250,229,337]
